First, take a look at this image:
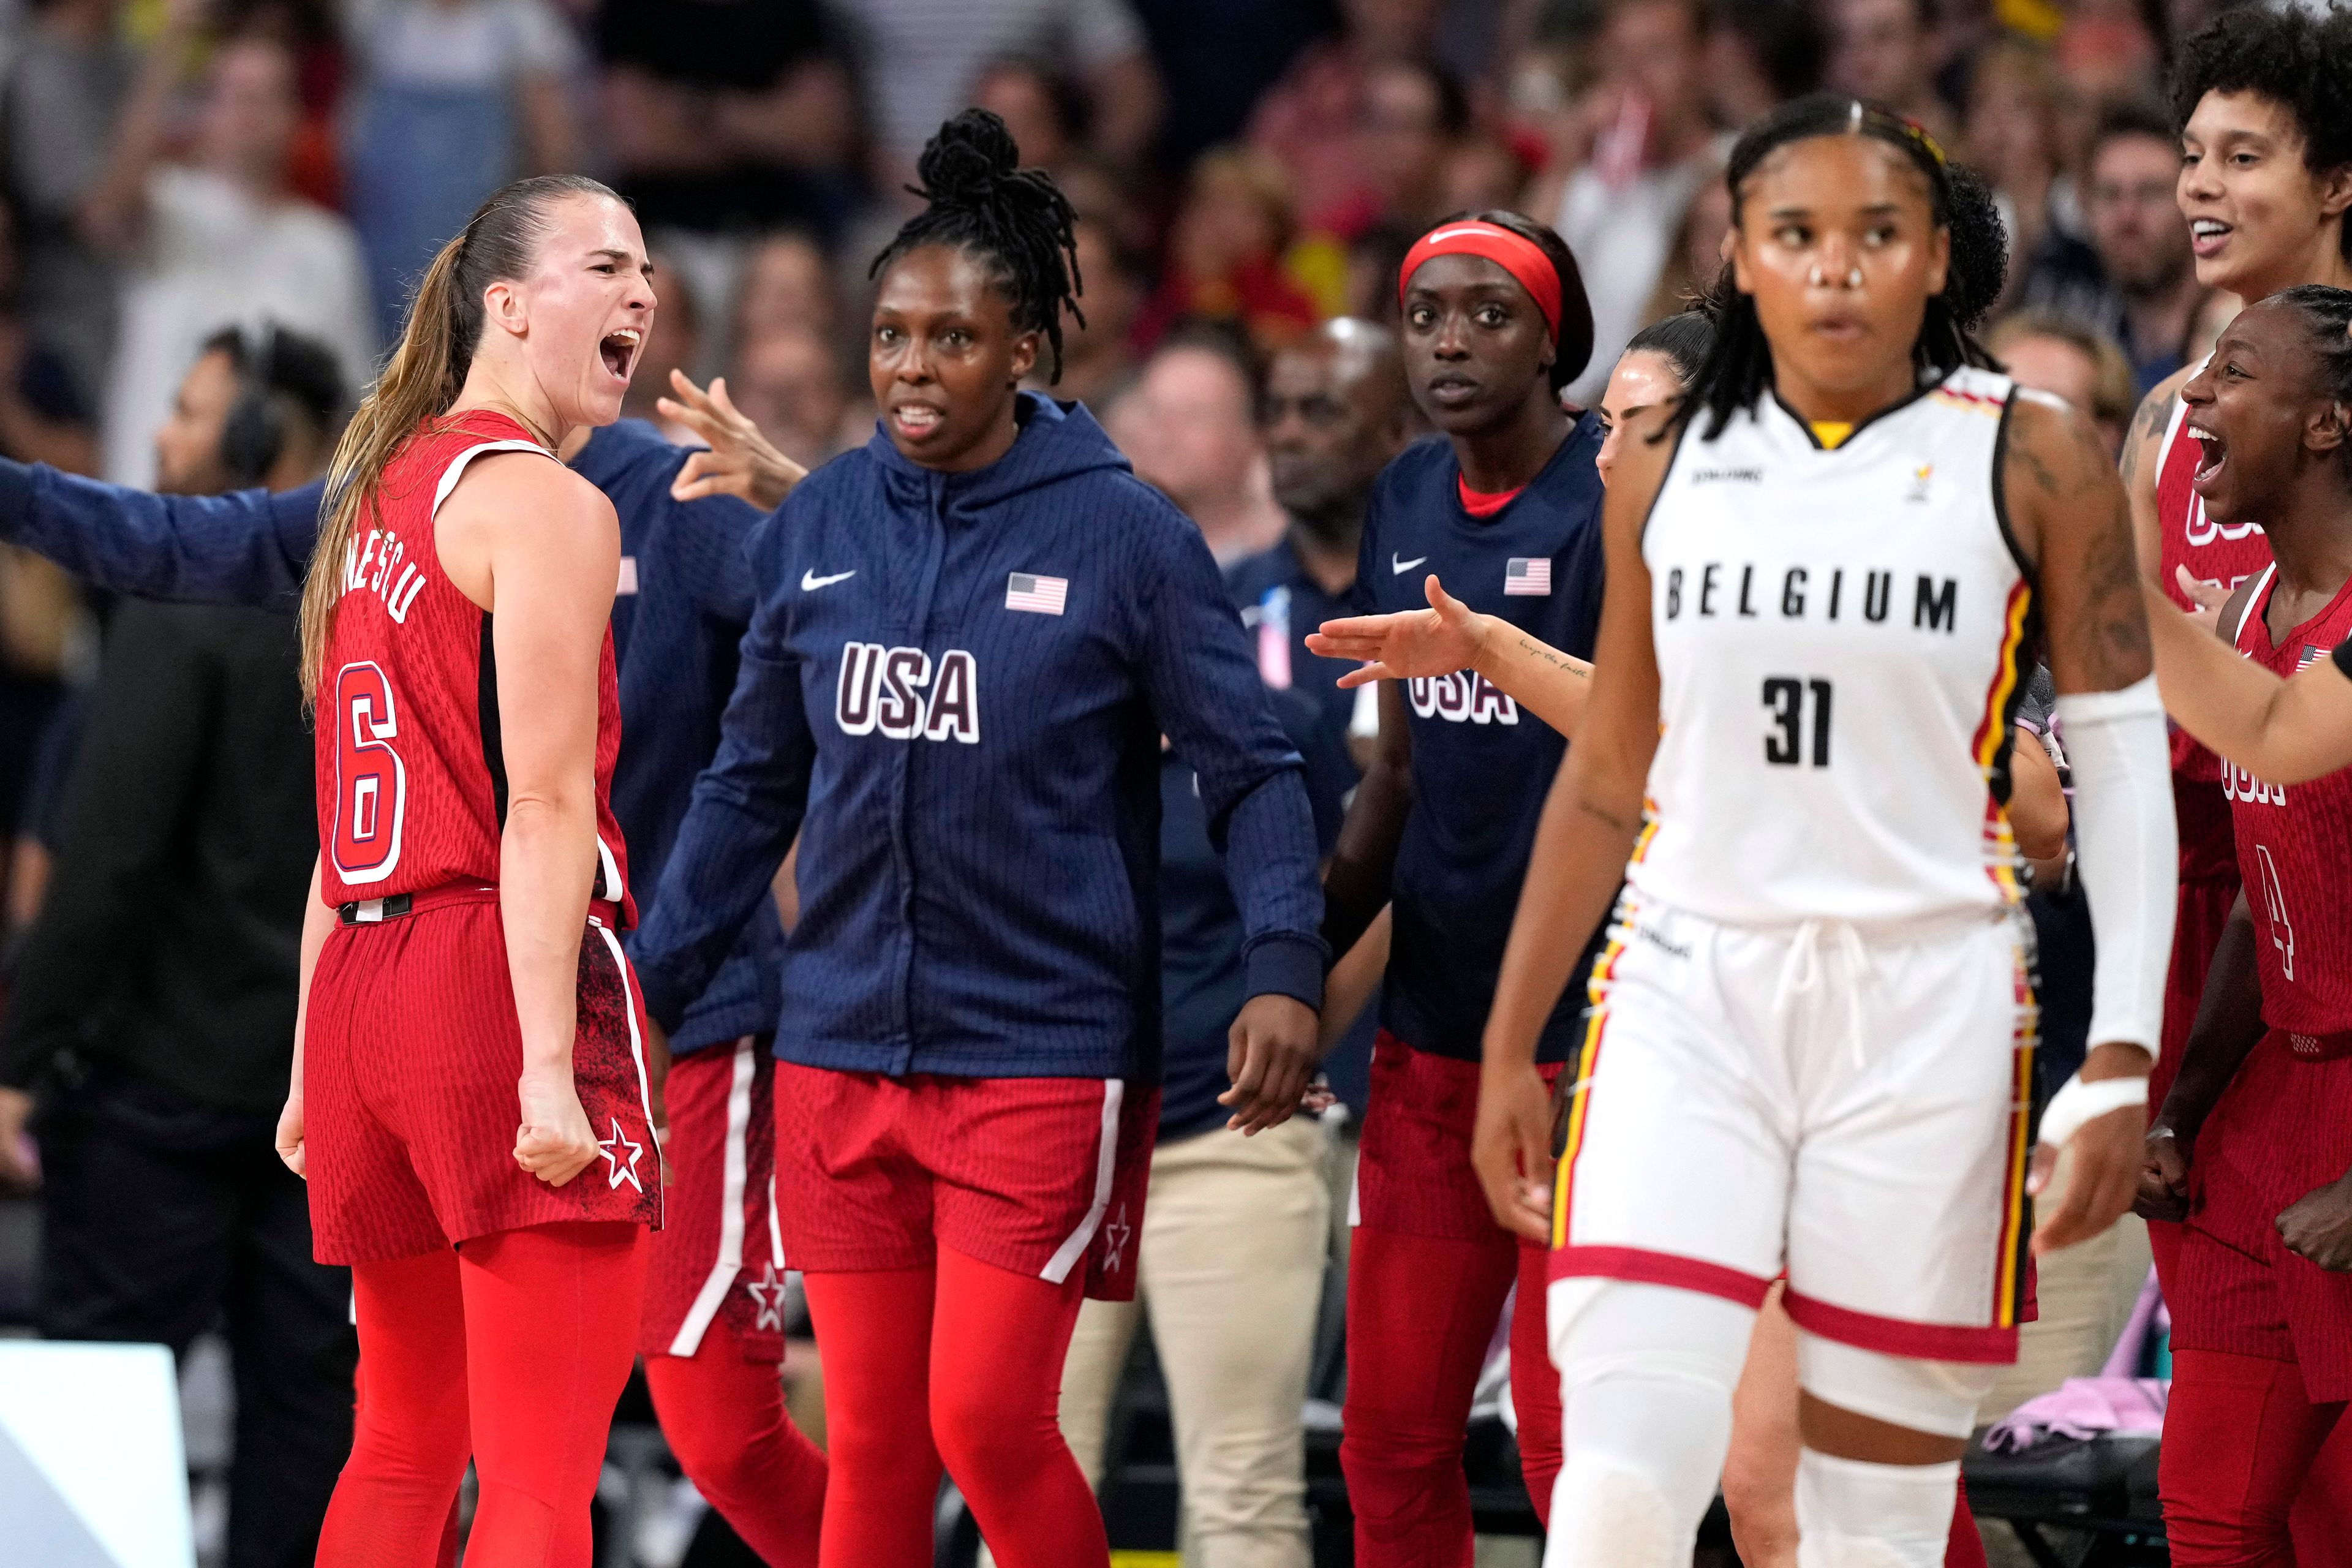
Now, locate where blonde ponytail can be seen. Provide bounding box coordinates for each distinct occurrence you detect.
[297,172,624,700]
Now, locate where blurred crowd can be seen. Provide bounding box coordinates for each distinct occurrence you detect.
[0,0,2248,929]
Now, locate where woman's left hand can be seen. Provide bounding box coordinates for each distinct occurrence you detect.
[1220,994,1322,1135]
[1306,575,1490,688]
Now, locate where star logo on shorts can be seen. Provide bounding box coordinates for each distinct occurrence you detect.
[1100,1204,1133,1273]
[745,1263,788,1332]
[597,1118,644,1192]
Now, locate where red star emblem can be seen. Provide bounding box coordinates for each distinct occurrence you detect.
[1100,1204,1133,1273]
[744,1263,788,1332]
[597,1118,644,1192]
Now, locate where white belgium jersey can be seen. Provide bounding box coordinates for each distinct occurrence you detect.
[1629,367,2034,927]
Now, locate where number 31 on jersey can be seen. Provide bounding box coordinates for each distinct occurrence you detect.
[332,660,408,884]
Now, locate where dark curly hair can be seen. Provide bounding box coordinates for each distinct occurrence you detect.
[2170,7,2352,225]
[870,108,1085,382]
[2266,284,2352,483]
[1679,94,2010,440]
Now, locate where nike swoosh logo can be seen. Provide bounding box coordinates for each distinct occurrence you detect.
[801,569,857,591]
[1392,554,1428,575]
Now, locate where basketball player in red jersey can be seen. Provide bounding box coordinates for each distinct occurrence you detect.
[2124,5,2352,1200]
[2117,13,2352,1548]
[2132,287,2352,1565]
[279,173,662,1567]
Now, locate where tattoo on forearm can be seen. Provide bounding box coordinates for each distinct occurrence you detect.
[1514,634,1589,677]
[2073,500,2155,680]
[2118,385,2171,488]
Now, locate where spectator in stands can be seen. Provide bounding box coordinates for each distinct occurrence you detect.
[1986,312,2138,460]
[726,326,864,469]
[1249,0,1444,230]
[841,0,1163,188]
[971,56,1086,173]
[1969,36,2105,322]
[733,229,842,350]
[1110,330,1286,565]
[595,0,858,238]
[1441,137,1529,221]
[1640,151,1732,326]
[94,32,374,488]
[1823,0,1953,146]
[0,325,354,1568]
[1702,0,1826,129]
[1136,146,1321,355]
[1550,0,1720,405]
[1035,215,1142,411]
[1320,58,1467,241]
[342,0,581,339]
[2081,102,2207,393]
[0,0,138,404]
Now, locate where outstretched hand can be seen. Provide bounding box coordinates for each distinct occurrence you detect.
[1306,575,1490,689]
[660,369,809,513]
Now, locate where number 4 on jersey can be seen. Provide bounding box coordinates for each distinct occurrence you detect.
[333,660,408,884]
[1762,676,1834,767]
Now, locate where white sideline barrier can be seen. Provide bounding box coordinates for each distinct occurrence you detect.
[0,1341,194,1567]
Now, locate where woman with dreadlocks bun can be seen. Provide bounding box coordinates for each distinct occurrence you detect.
[1466,95,2176,1568]
[628,109,1326,1568]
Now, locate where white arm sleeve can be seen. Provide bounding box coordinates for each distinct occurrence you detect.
[2051,674,2176,1059]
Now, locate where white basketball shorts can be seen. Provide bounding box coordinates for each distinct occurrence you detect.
[1549,899,2035,1365]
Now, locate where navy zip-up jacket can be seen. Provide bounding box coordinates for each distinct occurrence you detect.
[630,393,1326,1082]
[0,420,777,1055]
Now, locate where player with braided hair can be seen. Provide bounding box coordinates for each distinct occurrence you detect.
[1461,94,2173,1567]
[627,109,1327,1568]
[2133,285,2352,1564]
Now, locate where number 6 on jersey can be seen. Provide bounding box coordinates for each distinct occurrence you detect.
[333,660,408,883]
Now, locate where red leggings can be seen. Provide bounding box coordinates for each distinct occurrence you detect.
[644,1332,827,1568]
[803,1246,1101,1568]
[318,1221,646,1568]
[2163,1349,2351,1567]
[1340,1227,1561,1567]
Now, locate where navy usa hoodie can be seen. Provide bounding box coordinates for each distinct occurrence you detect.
[630,393,1327,1082]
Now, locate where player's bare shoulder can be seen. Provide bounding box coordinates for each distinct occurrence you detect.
[437,446,618,609]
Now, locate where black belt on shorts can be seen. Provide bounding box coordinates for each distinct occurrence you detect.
[337,886,620,929]
[338,894,413,924]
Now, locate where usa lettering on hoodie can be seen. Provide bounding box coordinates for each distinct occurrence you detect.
[631,394,1327,1083]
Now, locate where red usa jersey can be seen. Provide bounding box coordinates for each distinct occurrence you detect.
[314,409,632,920]
[2226,564,2352,1040]
[2157,361,2272,811]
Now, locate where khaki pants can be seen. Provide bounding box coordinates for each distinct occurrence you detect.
[1979,1140,2154,1424]
[1060,1115,1333,1568]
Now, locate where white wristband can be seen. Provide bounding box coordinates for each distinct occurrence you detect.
[2035,1073,2149,1150]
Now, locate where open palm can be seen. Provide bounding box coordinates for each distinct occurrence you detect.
[1305,575,1488,688]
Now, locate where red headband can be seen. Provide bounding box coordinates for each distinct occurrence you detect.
[1398,221,1562,342]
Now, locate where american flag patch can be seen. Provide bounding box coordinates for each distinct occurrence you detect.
[2301,644,2328,672]
[1006,573,1068,615]
[1505,557,1551,596]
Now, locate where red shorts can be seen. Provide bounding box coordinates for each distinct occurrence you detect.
[2173,1033,2352,1401]
[306,891,662,1265]
[772,1063,1158,1301]
[642,1036,786,1362]
[1354,1032,1562,1242]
